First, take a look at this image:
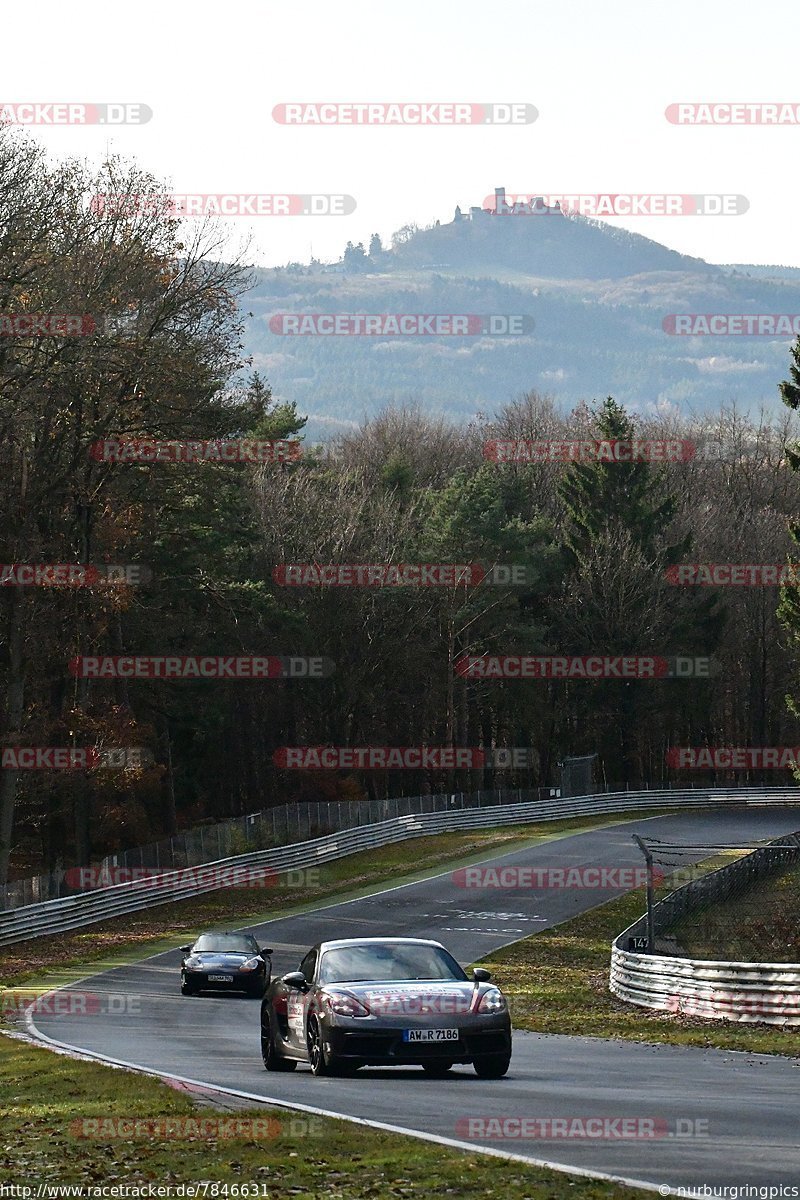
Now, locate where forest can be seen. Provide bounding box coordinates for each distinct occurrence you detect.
[3,124,800,885]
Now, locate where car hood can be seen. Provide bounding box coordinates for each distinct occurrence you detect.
[326,980,488,1015]
[191,952,253,968]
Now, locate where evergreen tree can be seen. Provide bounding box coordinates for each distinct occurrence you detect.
[556,396,723,783]
[343,241,368,271]
[777,343,800,745]
[558,397,686,565]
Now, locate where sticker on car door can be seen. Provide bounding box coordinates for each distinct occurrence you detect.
[287,993,306,1039]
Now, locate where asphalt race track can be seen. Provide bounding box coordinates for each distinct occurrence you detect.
[28,809,800,1192]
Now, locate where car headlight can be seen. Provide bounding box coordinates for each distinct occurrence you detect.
[477,987,507,1014]
[184,957,201,970]
[319,990,370,1017]
[240,957,262,972]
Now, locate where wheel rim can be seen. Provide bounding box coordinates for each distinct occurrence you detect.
[307,1018,322,1070]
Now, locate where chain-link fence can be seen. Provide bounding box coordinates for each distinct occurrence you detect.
[560,754,598,797]
[4,784,562,909]
[3,778,782,912]
[628,832,800,960]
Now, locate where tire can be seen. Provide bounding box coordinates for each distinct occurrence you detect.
[261,1011,297,1072]
[307,1014,340,1077]
[180,978,197,996]
[421,1060,453,1077]
[473,1052,511,1079]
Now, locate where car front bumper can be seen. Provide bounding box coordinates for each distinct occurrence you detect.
[321,1014,511,1064]
[184,970,264,991]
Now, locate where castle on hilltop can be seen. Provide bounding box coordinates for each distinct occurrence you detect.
[454,186,563,221]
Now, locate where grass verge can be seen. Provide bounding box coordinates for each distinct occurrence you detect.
[0,1035,643,1197]
[670,861,800,962]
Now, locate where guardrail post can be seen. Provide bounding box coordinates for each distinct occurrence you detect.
[632,835,655,953]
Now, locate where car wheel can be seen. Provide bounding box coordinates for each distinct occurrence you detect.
[261,1011,297,1072]
[421,1060,453,1077]
[473,1052,511,1079]
[307,1014,337,1077]
[180,978,197,996]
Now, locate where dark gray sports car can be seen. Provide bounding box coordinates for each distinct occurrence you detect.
[180,931,272,997]
[260,936,511,1077]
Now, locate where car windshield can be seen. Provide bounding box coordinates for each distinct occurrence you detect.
[193,935,258,954]
[318,943,467,984]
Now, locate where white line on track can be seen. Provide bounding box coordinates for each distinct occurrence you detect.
[17,1018,689,1197]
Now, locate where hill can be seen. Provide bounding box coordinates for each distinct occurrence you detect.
[391,202,717,279]
[239,205,800,437]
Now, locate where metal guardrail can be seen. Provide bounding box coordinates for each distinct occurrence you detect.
[610,828,800,1025]
[2,785,798,948]
[5,780,774,910]
[3,787,564,910]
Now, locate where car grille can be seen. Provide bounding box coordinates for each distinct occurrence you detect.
[398,1039,467,1058]
[339,1033,467,1058]
[340,1034,394,1057]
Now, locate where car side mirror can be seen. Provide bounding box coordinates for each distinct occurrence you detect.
[180,945,192,954]
[281,970,309,992]
[473,967,491,982]
[260,948,273,958]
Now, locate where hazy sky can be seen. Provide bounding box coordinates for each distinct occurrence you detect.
[6,0,800,268]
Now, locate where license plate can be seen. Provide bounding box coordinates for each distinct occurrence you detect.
[403,1028,459,1043]
[208,974,233,982]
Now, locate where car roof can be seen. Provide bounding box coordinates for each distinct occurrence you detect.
[316,937,446,953]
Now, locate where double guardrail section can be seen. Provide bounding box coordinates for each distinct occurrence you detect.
[610,829,800,1025]
[1,785,797,948]
[6,785,800,1025]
